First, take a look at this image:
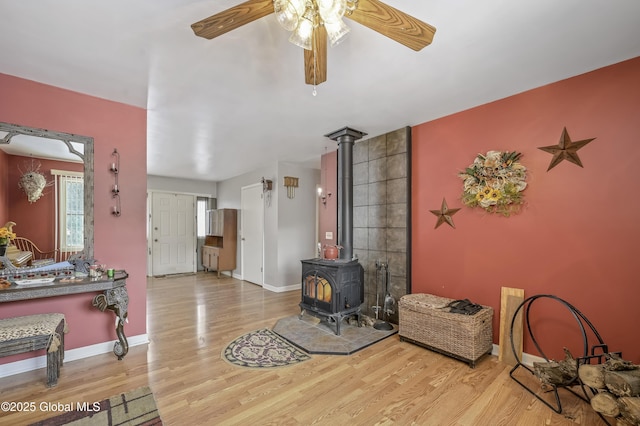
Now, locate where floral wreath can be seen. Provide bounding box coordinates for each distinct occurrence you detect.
[458,150,527,216]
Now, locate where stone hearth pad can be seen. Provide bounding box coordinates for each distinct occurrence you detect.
[273,315,397,355]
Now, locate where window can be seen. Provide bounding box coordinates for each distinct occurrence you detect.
[52,170,84,253]
[196,198,208,238]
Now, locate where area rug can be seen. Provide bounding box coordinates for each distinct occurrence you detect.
[222,328,311,368]
[273,314,398,355]
[29,386,162,426]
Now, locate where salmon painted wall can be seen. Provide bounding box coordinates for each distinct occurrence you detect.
[6,155,83,251]
[318,149,338,250]
[412,57,640,362]
[0,73,147,364]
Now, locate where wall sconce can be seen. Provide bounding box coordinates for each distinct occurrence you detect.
[261,177,273,207]
[317,187,332,205]
[110,148,121,216]
[283,176,299,199]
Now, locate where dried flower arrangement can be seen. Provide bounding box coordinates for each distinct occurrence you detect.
[458,151,527,216]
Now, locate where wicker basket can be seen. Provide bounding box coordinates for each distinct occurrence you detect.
[398,293,493,367]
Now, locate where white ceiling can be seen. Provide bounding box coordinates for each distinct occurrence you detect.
[1,0,639,182]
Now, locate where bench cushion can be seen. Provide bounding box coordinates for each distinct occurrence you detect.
[0,313,67,353]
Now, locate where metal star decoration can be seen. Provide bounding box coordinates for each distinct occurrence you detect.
[538,127,596,171]
[429,198,460,229]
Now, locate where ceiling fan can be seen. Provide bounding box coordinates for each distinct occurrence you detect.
[191,0,436,86]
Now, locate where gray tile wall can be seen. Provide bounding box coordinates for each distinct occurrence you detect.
[353,127,411,324]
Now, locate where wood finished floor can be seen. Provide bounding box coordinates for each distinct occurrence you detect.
[0,273,610,425]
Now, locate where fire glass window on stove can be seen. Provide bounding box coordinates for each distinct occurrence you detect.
[304,273,332,303]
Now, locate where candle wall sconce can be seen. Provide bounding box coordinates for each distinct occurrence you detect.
[110,148,121,216]
[317,187,331,205]
[283,176,299,199]
[261,177,273,207]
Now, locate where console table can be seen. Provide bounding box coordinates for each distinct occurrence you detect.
[0,271,130,360]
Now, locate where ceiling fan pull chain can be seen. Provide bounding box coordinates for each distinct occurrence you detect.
[312,30,318,96]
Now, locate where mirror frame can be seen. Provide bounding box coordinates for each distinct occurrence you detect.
[0,121,94,260]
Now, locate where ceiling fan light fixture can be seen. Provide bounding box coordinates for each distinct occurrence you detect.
[274,0,306,31]
[324,19,350,46]
[288,8,315,50]
[193,0,435,87]
[316,0,347,23]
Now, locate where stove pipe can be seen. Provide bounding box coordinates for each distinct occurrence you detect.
[325,127,367,261]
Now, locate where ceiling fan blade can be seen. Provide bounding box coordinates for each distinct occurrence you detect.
[191,0,275,40]
[345,0,436,51]
[304,25,327,85]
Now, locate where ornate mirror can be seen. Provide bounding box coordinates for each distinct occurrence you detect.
[0,121,94,260]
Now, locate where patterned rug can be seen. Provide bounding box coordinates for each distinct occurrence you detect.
[29,386,162,426]
[223,328,311,368]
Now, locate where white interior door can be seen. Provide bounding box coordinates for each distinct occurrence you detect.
[151,192,195,276]
[241,184,264,286]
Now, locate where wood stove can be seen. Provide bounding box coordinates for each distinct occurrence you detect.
[298,127,367,335]
[300,258,364,335]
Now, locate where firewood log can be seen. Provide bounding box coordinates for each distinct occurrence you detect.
[590,391,620,417]
[606,353,639,371]
[580,363,606,389]
[617,417,635,426]
[618,397,640,425]
[533,348,578,386]
[605,370,640,397]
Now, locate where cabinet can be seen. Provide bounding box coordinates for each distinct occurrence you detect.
[206,209,224,236]
[202,209,237,277]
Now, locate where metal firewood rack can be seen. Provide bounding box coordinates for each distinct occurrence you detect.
[508,294,620,425]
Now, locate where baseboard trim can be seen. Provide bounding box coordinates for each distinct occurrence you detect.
[491,344,545,367]
[0,334,149,379]
[262,282,300,293]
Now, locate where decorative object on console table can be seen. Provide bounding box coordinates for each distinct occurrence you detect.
[0,222,16,256]
[110,148,121,216]
[203,209,237,278]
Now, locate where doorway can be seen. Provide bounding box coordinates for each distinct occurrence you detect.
[150,192,196,276]
[241,183,264,286]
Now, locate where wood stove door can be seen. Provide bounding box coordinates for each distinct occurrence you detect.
[302,272,334,313]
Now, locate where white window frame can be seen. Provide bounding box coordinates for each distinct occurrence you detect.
[51,169,84,254]
[196,198,208,238]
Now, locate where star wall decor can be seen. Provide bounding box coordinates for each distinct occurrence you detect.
[429,198,460,229]
[538,127,596,171]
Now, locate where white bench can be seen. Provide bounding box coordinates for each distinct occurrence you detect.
[0,313,67,387]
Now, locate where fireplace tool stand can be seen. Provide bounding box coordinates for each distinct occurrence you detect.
[373,260,394,331]
[508,294,620,426]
